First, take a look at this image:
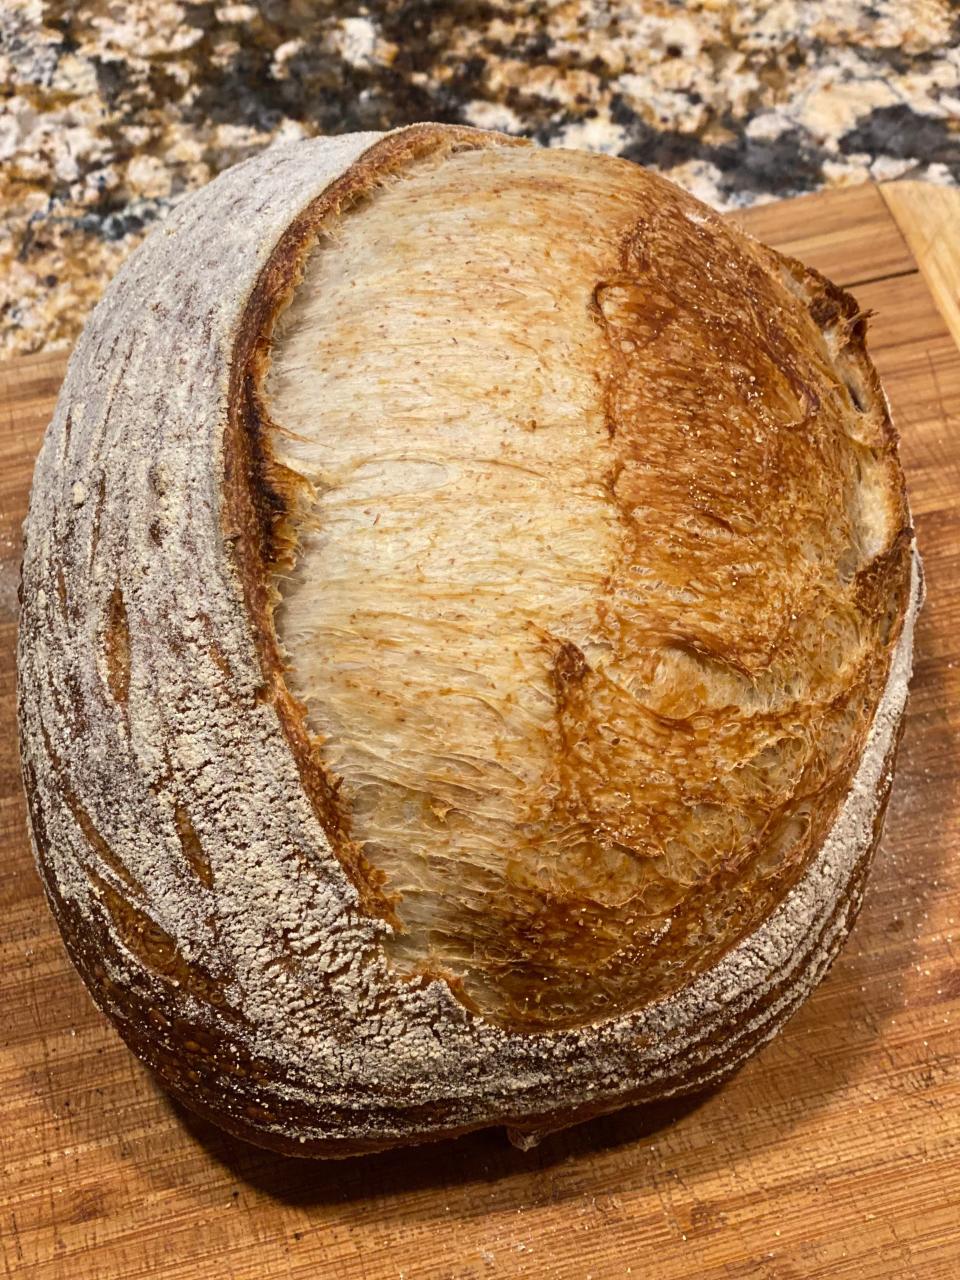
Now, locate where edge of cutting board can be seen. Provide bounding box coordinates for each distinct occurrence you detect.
[880,180,960,351]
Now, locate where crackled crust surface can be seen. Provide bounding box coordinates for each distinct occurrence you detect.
[259,143,912,1033]
[18,124,919,1156]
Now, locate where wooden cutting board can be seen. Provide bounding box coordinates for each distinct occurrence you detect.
[2,181,960,1280]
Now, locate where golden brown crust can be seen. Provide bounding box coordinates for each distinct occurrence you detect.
[17,124,920,1157]
[255,143,913,1031]
[104,698,902,1162]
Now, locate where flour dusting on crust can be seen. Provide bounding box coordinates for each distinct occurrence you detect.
[18,125,920,1155]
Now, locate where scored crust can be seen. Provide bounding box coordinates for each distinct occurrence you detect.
[255,141,912,1035]
[18,124,919,1156]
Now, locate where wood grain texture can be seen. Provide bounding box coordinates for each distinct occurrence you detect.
[881,181,960,354]
[728,182,915,286]
[2,181,959,1280]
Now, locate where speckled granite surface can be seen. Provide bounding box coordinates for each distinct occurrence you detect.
[2,0,959,358]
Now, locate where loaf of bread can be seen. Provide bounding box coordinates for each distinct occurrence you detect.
[18,123,920,1156]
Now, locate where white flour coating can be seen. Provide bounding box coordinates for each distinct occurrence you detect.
[18,125,921,1150]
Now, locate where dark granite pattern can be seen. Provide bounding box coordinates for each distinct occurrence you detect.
[2,0,959,356]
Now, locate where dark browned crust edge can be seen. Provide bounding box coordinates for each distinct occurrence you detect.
[144,700,909,1159]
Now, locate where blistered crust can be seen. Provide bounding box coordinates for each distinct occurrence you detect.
[18,124,918,1156]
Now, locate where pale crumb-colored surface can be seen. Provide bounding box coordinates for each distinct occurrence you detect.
[268,140,912,1032]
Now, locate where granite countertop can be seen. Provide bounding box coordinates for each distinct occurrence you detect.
[2,0,959,360]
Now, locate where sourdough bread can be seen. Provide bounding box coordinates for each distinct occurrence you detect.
[18,124,919,1155]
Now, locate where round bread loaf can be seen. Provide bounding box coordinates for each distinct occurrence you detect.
[18,123,920,1156]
